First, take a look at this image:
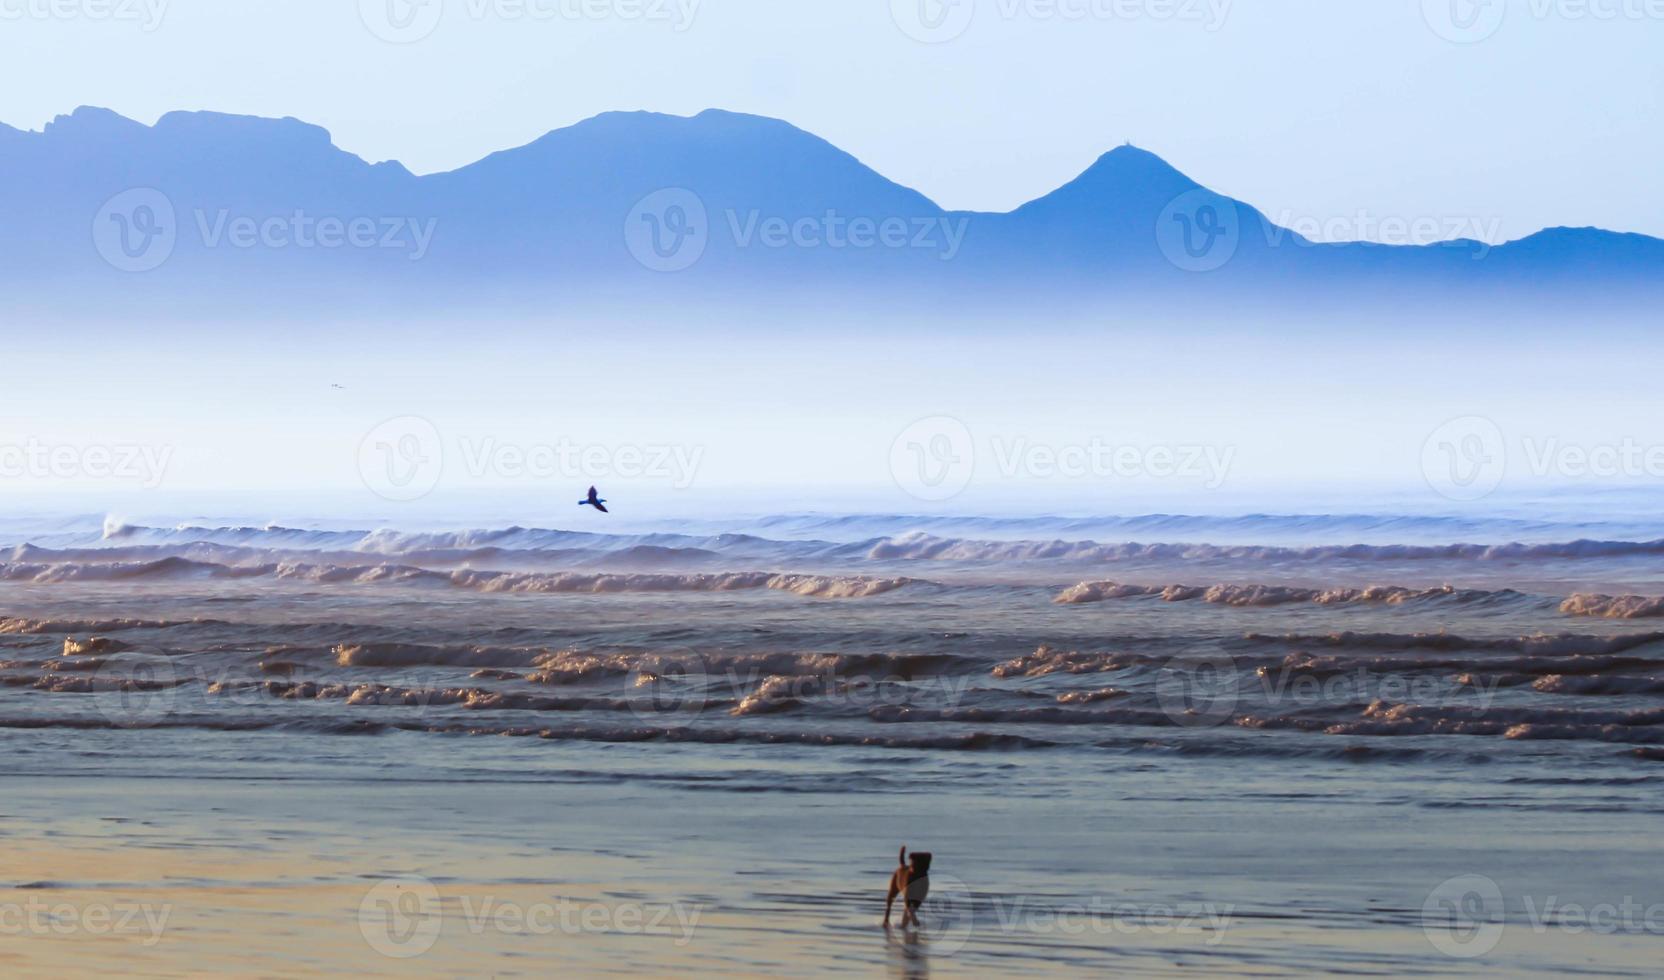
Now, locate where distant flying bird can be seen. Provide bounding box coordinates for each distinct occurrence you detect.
[579,486,609,513]
[331,383,345,389]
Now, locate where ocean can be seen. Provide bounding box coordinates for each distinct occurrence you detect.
[3,502,1663,975]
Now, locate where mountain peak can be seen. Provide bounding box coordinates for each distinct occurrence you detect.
[443,107,942,214]
[43,105,148,139]
[1011,142,1201,218]
[558,107,828,146]
[1081,143,1195,186]
[153,110,338,151]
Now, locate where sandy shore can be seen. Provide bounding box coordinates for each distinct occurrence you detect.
[4,762,1661,977]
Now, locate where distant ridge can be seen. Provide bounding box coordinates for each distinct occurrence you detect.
[2,106,1660,315]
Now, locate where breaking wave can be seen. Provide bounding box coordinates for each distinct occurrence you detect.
[1562,594,1664,619]
[9,508,1664,776]
[867,532,1664,564]
[992,646,1150,678]
[0,616,213,634]
[23,519,1664,572]
[1056,580,1526,608]
[0,557,911,599]
[1242,631,1664,657]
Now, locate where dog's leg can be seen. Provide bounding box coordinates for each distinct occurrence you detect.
[883,877,898,927]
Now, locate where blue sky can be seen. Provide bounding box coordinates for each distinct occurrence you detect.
[2,0,1660,510]
[1,0,1660,243]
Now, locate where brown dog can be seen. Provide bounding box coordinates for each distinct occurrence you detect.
[883,845,932,927]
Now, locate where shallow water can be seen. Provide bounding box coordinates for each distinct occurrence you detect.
[3,506,1662,974]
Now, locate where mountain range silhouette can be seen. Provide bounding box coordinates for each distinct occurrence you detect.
[4,106,1660,316]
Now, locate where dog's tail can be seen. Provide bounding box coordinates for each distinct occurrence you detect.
[899,845,907,866]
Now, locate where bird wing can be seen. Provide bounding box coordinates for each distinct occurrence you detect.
[594,501,609,514]
[587,486,599,502]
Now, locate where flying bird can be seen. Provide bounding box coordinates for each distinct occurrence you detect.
[579,486,609,514]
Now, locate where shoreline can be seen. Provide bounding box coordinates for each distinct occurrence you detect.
[4,761,1661,976]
